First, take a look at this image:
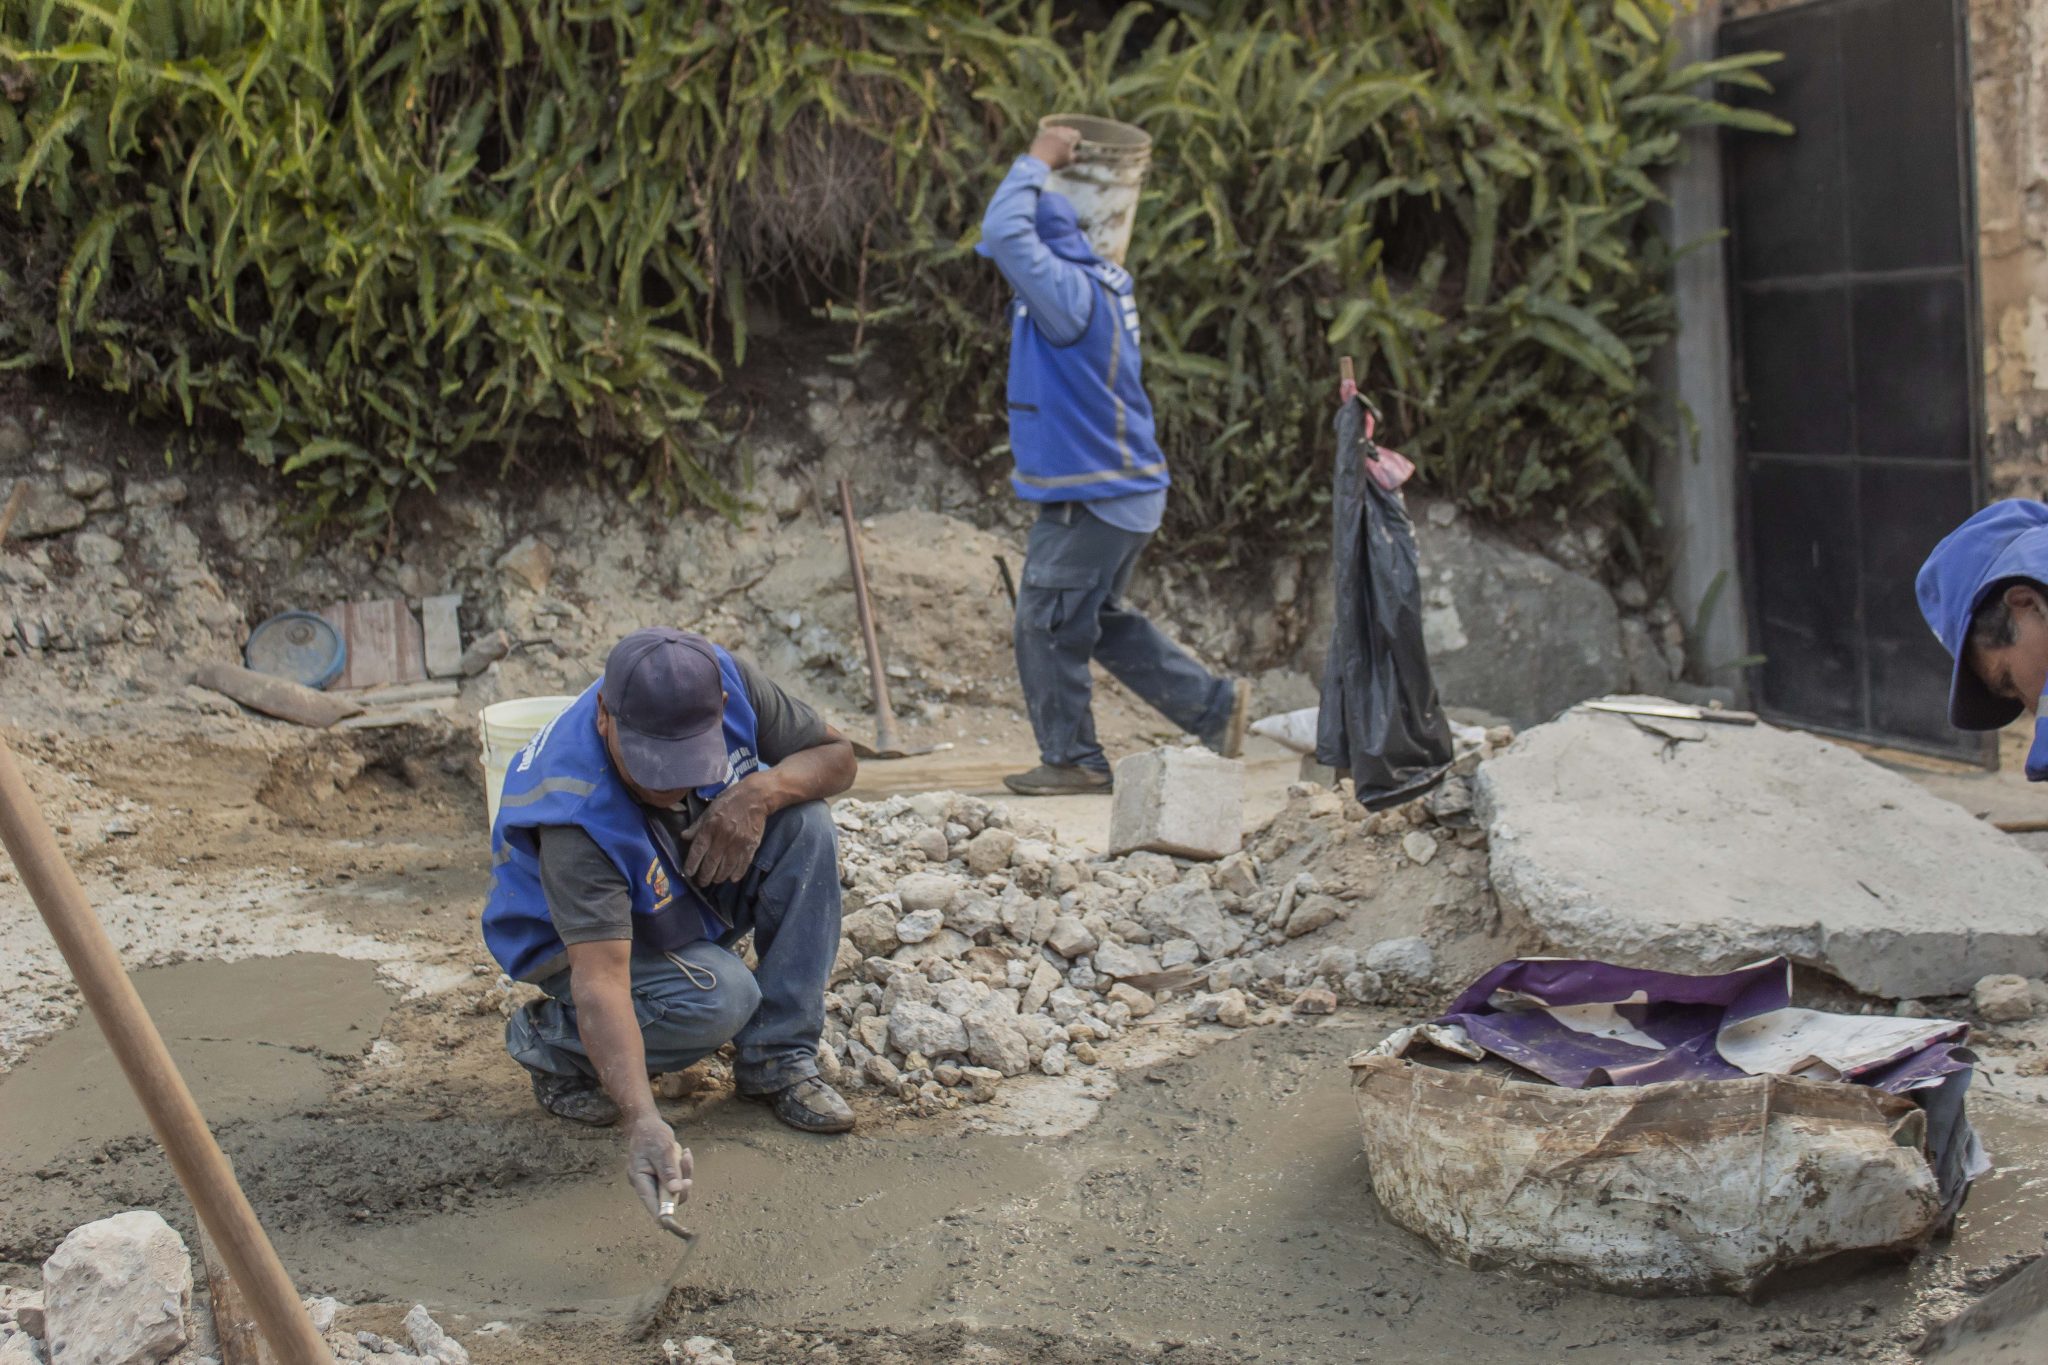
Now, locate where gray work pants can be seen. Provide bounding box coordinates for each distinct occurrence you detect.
[1014,502,1232,773]
[505,800,840,1095]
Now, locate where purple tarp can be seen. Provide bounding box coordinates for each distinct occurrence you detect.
[1432,956,1975,1094]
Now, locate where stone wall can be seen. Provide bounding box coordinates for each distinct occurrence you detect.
[1723,0,2048,492]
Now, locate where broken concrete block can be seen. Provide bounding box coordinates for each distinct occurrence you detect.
[1478,700,2048,998]
[40,1210,192,1365]
[1973,974,2035,1024]
[421,594,463,677]
[1109,748,1244,861]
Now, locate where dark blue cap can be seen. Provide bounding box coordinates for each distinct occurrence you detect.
[1916,499,2048,730]
[599,628,728,790]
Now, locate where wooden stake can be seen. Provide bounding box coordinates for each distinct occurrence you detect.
[837,479,902,755]
[0,735,334,1365]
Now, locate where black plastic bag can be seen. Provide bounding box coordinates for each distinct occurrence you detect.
[1314,396,1453,808]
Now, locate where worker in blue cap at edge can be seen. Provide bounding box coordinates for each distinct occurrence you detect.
[1917,500,2048,776]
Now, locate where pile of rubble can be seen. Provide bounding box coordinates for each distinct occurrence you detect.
[0,1209,473,1365]
[814,744,1508,1112]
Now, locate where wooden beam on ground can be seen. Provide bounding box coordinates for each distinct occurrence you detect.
[193,662,364,728]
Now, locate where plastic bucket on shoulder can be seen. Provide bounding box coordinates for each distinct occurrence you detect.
[1038,113,1152,267]
[479,695,579,829]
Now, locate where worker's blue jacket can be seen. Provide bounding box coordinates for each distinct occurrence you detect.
[979,157,1170,507]
[481,649,758,981]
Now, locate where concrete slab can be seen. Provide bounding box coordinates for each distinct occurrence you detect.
[1476,698,2048,999]
[1109,747,1244,861]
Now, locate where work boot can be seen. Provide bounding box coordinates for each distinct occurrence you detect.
[748,1076,856,1134]
[1207,678,1253,760]
[528,1068,621,1127]
[1003,763,1112,796]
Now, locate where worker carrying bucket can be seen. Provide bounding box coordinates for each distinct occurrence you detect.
[976,115,1250,797]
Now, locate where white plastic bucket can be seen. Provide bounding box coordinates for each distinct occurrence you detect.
[480,695,579,829]
[1038,113,1152,266]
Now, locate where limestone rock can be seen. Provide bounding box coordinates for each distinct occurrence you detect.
[1092,939,1162,980]
[894,908,943,945]
[1107,982,1156,1017]
[889,1002,969,1059]
[1398,509,1628,726]
[1215,853,1260,899]
[1479,702,2048,997]
[895,872,960,915]
[963,827,1017,876]
[122,477,186,509]
[403,1305,470,1365]
[1134,883,1246,961]
[1282,895,1341,940]
[1021,960,1062,1015]
[72,532,124,568]
[1046,916,1098,959]
[1039,1041,1070,1076]
[9,482,84,539]
[944,894,1003,941]
[1293,987,1339,1015]
[0,1286,44,1340]
[494,535,555,592]
[1109,748,1244,860]
[1973,974,2035,1024]
[1401,831,1439,866]
[40,1210,191,1365]
[913,828,950,863]
[843,904,900,957]
[965,1012,1032,1076]
[1364,936,1437,986]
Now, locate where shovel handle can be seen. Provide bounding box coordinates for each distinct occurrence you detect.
[837,480,901,755]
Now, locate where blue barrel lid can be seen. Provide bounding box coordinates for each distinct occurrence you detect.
[244,611,347,690]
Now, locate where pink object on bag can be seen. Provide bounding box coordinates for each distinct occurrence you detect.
[1360,410,1416,492]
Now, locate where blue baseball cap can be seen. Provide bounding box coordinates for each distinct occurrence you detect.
[1916,500,2048,730]
[599,628,728,790]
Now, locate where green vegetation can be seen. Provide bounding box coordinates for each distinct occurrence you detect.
[0,1,1779,554]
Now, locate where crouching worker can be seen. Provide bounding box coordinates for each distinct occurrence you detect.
[482,627,858,1223]
[1918,500,2048,769]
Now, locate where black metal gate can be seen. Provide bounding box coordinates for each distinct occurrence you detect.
[1721,0,1988,761]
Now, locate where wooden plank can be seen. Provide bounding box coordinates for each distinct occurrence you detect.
[193,663,363,728]
[421,594,462,678]
[338,680,458,705]
[320,600,427,690]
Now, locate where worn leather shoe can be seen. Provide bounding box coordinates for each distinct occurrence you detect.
[528,1068,621,1127]
[750,1076,856,1134]
[1002,763,1112,796]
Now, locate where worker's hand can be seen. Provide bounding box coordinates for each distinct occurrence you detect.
[625,1113,691,1222]
[679,776,774,884]
[1029,125,1082,172]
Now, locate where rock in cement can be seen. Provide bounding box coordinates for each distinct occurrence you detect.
[1477,700,2048,998]
[40,1210,191,1365]
[1109,747,1243,861]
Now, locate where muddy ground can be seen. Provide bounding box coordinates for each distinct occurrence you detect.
[2,701,2048,1364]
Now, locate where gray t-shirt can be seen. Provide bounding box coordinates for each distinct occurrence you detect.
[526,654,829,981]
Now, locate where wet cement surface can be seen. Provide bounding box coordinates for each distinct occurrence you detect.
[6,956,2048,1362]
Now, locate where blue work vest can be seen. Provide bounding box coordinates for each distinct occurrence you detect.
[481,648,762,982]
[1006,262,1171,503]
